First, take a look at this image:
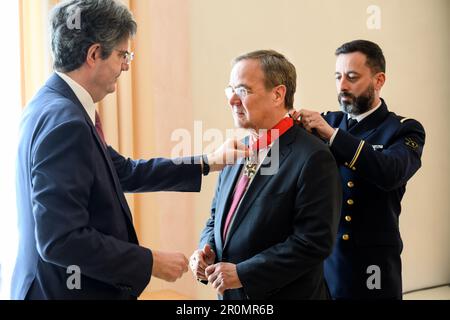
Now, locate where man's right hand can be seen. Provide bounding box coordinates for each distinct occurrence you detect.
[151,250,189,282]
[290,109,335,141]
[189,244,216,281]
[207,138,250,172]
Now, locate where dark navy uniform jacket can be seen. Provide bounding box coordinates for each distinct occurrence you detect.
[323,99,425,299]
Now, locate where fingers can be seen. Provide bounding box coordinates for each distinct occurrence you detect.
[235,140,250,157]
[203,244,216,264]
[152,250,189,282]
[206,264,228,295]
[198,261,208,270]
[211,274,225,295]
[194,264,208,280]
[182,255,189,273]
[190,248,213,281]
[227,139,250,164]
[203,244,212,255]
[196,270,208,280]
[208,138,250,171]
[172,253,188,281]
[289,110,301,120]
[297,110,319,131]
[205,264,215,278]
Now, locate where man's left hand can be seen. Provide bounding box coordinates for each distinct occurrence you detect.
[205,262,242,295]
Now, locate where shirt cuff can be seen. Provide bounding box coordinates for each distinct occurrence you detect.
[329,128,339,145]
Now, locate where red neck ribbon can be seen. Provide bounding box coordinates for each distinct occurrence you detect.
[250,117,294,151]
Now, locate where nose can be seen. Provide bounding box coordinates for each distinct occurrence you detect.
[228,92,242,107]
[337,77,349,92]
[122,62,130,72]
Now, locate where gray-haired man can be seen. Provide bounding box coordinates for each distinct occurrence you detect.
[12,0,247,299]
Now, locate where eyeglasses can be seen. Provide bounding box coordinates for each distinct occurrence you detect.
[225,86,249,100]
[116,50,134,65]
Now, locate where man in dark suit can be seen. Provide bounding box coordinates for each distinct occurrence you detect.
[12,0,247,300]
[189,50,342,299]
[293,40,426,299]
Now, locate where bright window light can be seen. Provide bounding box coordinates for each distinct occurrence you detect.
[0,1,21,300]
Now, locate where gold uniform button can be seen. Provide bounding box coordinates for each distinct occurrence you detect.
[345,215,352,222]
[347,199,354,205]
[347,181,354,188]
[342,234,350,240]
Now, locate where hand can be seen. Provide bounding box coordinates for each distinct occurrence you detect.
[207,138,250,172]
[290,109,335,141]
[151,250,189,282]
[205,262,242,295]
[189,244,216,281]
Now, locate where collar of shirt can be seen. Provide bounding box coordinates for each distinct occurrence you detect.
[56,71,96,124]
[246,112,291,177]
[348,100,382,123]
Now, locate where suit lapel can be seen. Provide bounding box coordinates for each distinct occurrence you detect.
[47,74,135,225]
[222,127,295,249]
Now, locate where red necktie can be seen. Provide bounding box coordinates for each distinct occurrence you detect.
[95,111,107,147]
[222,117,294,241]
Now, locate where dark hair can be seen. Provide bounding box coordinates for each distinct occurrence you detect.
[335,40,386,74]
[232,50,297,109]
[50,0,137,72]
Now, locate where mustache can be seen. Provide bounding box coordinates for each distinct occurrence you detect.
[339,92,355,100]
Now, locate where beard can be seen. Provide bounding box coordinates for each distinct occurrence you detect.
[338,83,375,115]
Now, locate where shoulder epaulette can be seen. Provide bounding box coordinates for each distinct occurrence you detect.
[400,117,412,123]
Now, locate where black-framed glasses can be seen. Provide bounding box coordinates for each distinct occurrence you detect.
[225,86,249,100]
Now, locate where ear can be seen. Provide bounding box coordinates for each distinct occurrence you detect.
[273,85,287,106]
[86,43,101,68]
[373,72,386,91]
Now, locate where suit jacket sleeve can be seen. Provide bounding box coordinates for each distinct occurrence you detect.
[236,150,341,299]
[108,146,202,193]
[330,119,425,191]
[31,119,152,297]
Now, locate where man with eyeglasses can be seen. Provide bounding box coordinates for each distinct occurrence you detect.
[291,40,426,299]
[12,0,247,300]
[189,50,341,299]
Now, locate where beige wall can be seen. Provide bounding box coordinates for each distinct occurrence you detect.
[20,0,448,301]
[124,0,449,299]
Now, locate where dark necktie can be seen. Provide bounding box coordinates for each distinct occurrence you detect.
[347,117,358,130]
[95,111,107,147]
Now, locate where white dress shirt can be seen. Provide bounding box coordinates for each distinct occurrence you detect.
[56,71,96,124]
